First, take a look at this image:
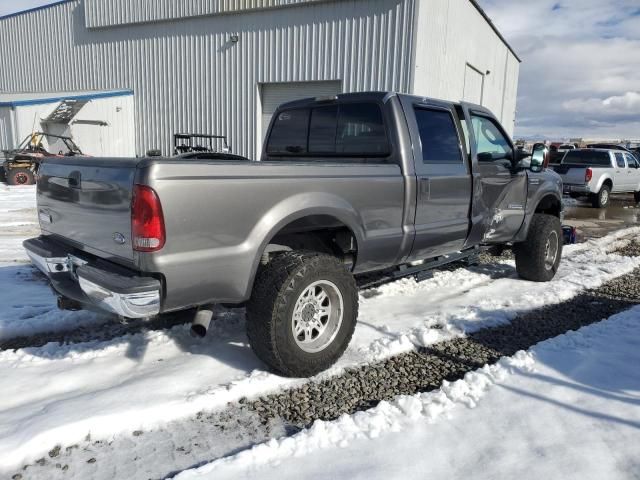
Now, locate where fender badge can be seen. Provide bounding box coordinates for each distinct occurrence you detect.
[113,232,126,245]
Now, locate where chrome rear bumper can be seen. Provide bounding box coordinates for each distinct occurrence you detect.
[24,237,161,318]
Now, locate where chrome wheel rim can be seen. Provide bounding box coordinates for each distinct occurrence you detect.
[292,280,343,353]
[544,231,559,270]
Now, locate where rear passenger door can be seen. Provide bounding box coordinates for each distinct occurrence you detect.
[402,98,472,260]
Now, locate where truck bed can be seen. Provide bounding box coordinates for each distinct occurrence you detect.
[36,156,407,309]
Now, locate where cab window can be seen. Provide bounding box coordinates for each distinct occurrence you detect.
[471,115,512,161]
[266,109,310,155]
[625,153,639,168]
[266,102,390,160]
[615,152,626,168]
[414,107,463,164]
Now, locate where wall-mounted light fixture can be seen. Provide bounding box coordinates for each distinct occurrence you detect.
[230,34,239,43]
[486,70,491,75]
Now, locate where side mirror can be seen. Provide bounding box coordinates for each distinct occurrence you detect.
[530,145,548,173]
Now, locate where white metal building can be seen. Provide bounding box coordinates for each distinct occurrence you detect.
[0,0,520,159]
[0,90,136,156]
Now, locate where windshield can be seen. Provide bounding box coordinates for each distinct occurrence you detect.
[562,150,611,166]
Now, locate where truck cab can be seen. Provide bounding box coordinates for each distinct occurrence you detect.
[262,93,562,262]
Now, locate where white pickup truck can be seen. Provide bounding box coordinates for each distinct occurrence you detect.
[553,149,640,208]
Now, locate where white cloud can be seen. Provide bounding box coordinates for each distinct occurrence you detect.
[563,92,640,116]
[478,0,640,140]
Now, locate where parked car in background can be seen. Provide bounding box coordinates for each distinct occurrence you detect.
[23,92,563,377]
[2,133,83,185]
[557,144,577,153]
[552,148,640,207]
[548,144,566,165]
[586,143,635,155]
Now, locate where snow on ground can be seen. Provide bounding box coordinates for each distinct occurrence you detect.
[0,184,39,264]
[175,307,640,480]
[1,186,639,471]
[0,186,111,341]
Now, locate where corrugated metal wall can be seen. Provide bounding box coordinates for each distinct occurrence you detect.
[413,0,520,136]
[68,95,137,156]
[84,0,331,29]
[0,0,416,158]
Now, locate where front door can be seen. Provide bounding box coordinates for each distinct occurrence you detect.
[624,153,640,192]
[401,97,472,261]
[462,106,527,244]
[613,152,627,192]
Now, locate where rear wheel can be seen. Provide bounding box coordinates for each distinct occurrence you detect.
[591,184,610,208]
[246,251,358,377]
[7,168,35,186]
[514,213,562,282]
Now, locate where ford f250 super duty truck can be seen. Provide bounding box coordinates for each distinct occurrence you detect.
[24,92,563,377]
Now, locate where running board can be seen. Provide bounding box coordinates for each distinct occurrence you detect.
[357,247,483,290]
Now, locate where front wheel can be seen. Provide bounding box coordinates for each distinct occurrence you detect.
[246,251,358,377]
[514,214,562,282]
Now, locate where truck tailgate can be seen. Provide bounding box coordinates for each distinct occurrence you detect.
[36,157,139,262]
[553,164,587,185]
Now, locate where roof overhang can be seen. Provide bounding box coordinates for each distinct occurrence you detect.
[0,89,133,108]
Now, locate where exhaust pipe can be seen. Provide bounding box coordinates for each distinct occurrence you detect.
[190,306,214,338]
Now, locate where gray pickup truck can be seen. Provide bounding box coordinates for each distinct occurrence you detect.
[24,92,563,377]
[553,148,640,208]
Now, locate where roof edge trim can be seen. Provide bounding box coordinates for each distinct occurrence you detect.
[0,89,134,107]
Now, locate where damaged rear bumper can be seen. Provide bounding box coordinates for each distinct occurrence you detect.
[23,236,161,318]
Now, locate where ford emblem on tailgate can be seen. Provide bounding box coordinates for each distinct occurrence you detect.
[113,232,126,245]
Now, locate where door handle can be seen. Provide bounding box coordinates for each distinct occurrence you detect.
[419,178,430,198]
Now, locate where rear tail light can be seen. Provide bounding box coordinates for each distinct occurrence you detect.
[131,185,165,252]
[585,168,593,183]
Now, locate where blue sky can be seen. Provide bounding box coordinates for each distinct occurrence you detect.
[0,0,54,17]
[479,0,640,140]
[1,0,639,140]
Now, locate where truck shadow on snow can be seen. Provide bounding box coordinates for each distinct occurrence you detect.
[2,260,517,361]
[0,265,259,372]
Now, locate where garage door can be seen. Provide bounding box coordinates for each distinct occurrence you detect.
[463,64,484,105]
[260,81,342,142]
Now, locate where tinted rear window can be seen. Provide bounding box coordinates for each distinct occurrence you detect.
[562,150,612,166]
[266,102,390,158]
[335,103,389,155]
[414,108,462,163]
[308,105,338,154]
[266,109,310,155]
